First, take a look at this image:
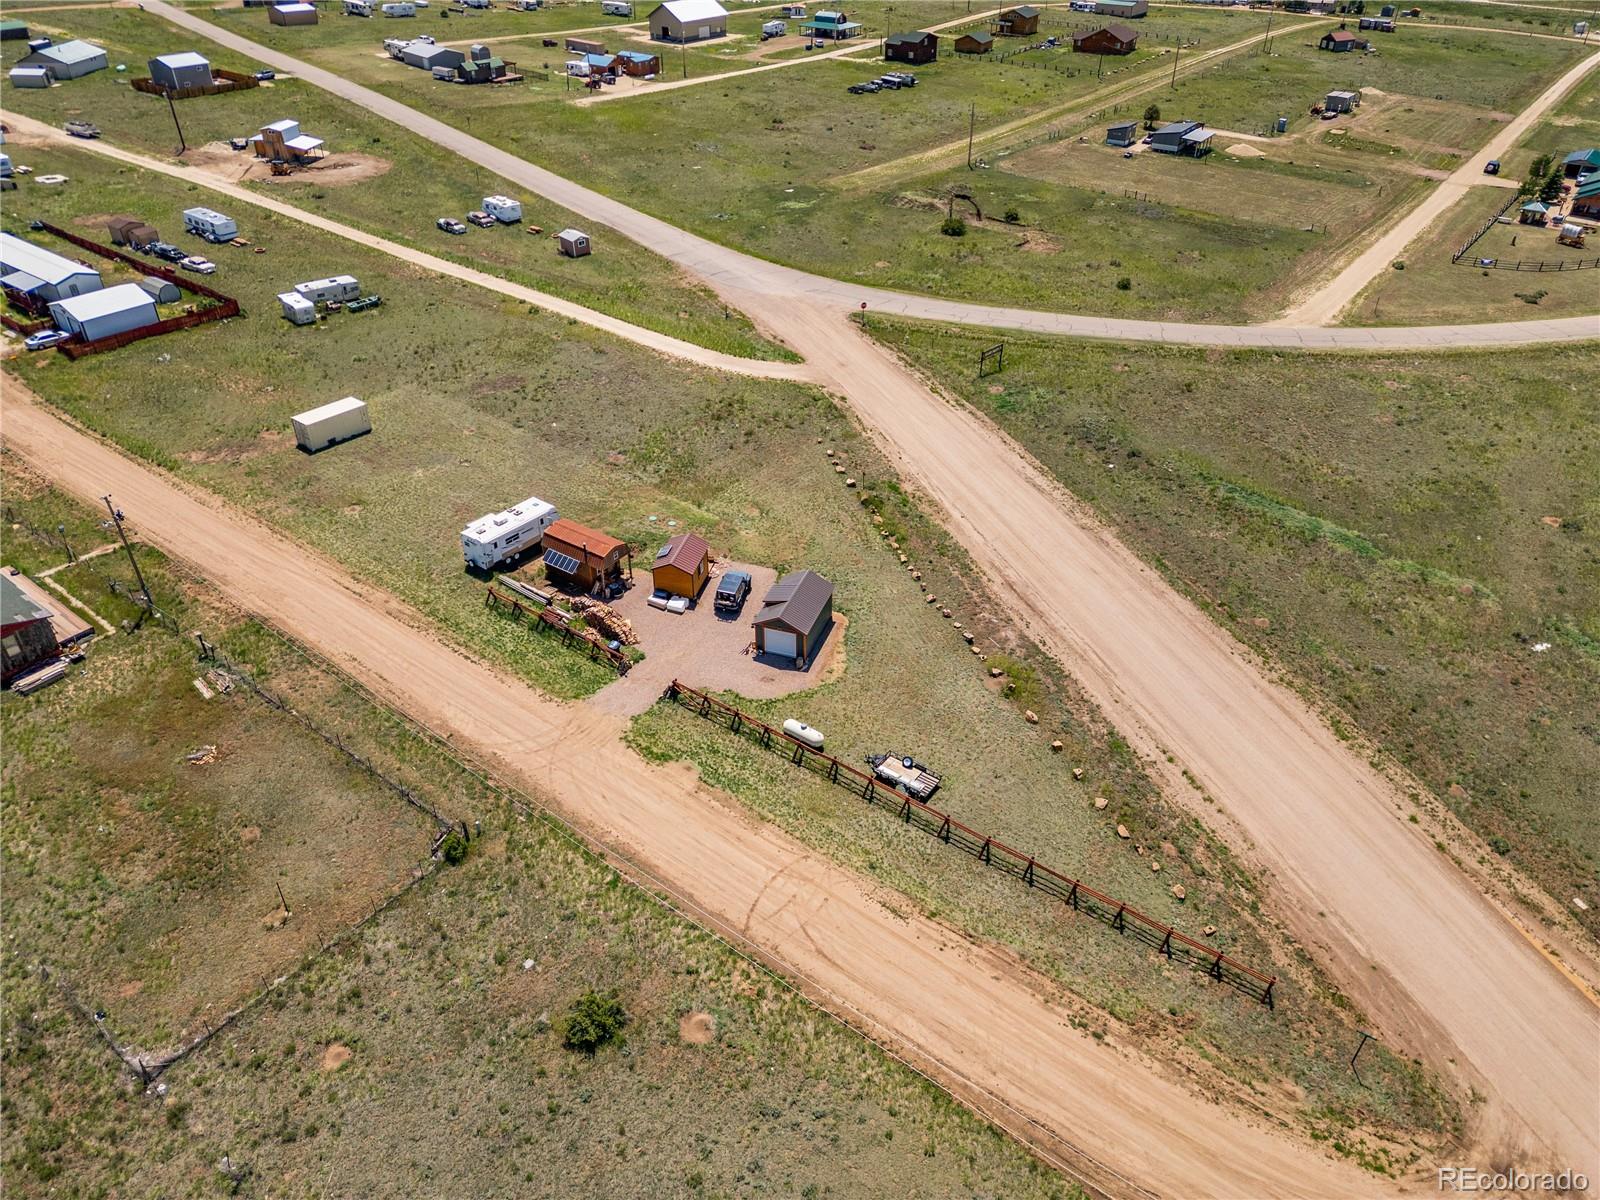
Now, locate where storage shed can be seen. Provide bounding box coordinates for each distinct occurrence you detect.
[1149,118,1210,155]
[0,19,29,41]
[753,570,833,665]
[542,519,628,594]
[1094,0,1148,16]
[1,575,59,684]
[9,66,50,88]
[107,216,160,248]
[0,231,102,303]
[1324,89,1360,113]
[557,228,591,257]
[1106,119,1138,146]
[995,5,1039,35]
[1319,28,1362,51]
[138,276,182,303]
[651,532,711,599]
[1072,23,1138,54]
[648,0,729,42]
[403,42,465,71]
[292,396,371,452]
[148,51,212,91]
[954,29,993,53]
[884,30,938,64]
[20,39,108,79]
[48,283,159,343]
[269,2,320,24]
[615,49,663,75]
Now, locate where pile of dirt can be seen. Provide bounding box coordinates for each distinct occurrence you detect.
[1226,143,1266,159]
[320,1043,352,1072]
[184,142,392,188]
[678,1011,716,1044]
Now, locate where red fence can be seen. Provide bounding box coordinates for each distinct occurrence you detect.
[666,680,1278,1007]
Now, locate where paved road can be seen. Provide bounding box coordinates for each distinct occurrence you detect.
[1,387,1387,1200]
[144,0,1599,349]
[1278,45,1600,324]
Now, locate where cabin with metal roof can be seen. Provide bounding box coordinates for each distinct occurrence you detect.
[753,570,833,665]
[651,533,711,599]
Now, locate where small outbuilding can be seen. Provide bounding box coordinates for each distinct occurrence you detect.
[1562,148,1600,178]
[48,283,159,343]
[995,5,1040,35]
[9,65,50,88]
[954,29,993,53]
[138,276,182,303]
[148,51,213,91]
[1319,28,1363,51]
[651,532,711,599]
[20,39,108,79]
[1517,200,1549,225]
[648,0,729,42]
[884,30,937,64]
[1106,119,1138,147]
[542,519,629,594]
[0,19,29,41]
[1324,89,1360,113]
[292,396,371,452]
[1,574,60,685]
[557,228,591,257]
[1149,118,1211,156]
[1094,0,1148,16]
[1072,23,1138,53]
[753,570,833,666]
[614,49,662,75]
[269,2,320,24]
[107,216,160,249]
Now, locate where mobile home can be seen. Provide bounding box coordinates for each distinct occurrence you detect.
[292,396,371,452]
[183,207,238,242]
[294,274,360,304]
[461,496,559,570]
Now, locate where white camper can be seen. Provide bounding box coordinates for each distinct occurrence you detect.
[483,195,522,223]
[345,0,374,13]
[182,207,237,242]
[461,497,559,570]
[277,291,317,324]
[384,37,411,56]
[292,396,371,452]
[762,19,786,36]
[294,274,360,304]
[381,2,416,15]
[463,0,491,8]
[601,0,633,14]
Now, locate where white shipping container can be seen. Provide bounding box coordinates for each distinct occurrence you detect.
[461,496,558,570]
[292,396,371,452]
[294,274,360,303]
[483,195,522,222]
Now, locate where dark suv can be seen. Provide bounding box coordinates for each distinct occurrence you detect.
[714,570,752,613]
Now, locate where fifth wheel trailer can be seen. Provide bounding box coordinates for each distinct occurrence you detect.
[292,396,371,452]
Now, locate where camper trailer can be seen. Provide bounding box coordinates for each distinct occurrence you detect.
[294,275,360,304]
[762,19,786,36]
[381,2,416,15]
[385,37,410,56]
[601,0,633,14]
[183,207,238,242]
[461,496,559,570]
[483,195,522,223]
[345,0,373,13]
[278,292,317,324]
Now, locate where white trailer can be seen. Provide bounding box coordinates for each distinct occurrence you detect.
[345,0,373,13]
[292,396,371,452]
[381,2,416,15]
[514,0,541,9]
[463,0,491,8]
[461,496,558,570]
[182,206,238,242]
[601,0,633,14]
[483,195,522,223]
[294,274,360,304]
[278,291,317,324]
[384,36,411,56]
[762,19,786,36]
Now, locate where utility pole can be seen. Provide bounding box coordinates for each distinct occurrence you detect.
[1349,1030,1372,1087]
[1169,37,1181,89]
[164,86,187,156]
[56,523,76,565]
[1262,6,1274,54]
[101,496,152,612]
[966,102,976,168]
[680,41,687,79]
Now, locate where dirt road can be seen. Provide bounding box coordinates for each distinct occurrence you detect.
[0,388,1385,1200]
[1276,46,1600,325]
[140,0,1597,350]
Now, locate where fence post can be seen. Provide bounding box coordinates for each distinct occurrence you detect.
[938,816,950,843]
[1023,858,1035,887]
[1068,880,1079,910]
[979,838,991,864]
[1112,904,1126,933]
[1210,952,1225,982]
[1160,930,1173,959]
[1263,979,1276,1010]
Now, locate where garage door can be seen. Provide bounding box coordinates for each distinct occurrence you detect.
[762,628,798,659]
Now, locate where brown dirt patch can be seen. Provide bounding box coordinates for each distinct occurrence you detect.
[239,826,261,847]
[1225,143,1265,159]
[116,979,144,1000]
[320,1043,352,1072]
[261,906,289,930]
[678,1011,716,1044]
[184,142,392,189]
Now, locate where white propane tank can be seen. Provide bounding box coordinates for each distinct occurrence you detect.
[783,719,824,750]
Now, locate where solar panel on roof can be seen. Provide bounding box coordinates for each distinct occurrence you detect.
[544,549,582,575]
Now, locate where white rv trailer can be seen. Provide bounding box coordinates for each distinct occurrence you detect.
[293,274,360,304]
[483,195,522,222]
[461,497,559,570]
[182,206,238,242]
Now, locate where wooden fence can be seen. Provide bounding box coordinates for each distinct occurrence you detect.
[130,67,260,100]
[1449,193,1521,263]
[665,680,1279,1007]
[1457,253,1599,272]
[485,585,632,673]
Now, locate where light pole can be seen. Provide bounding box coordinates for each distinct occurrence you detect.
[56,523,75,565]
[101,496,152,612]
[164,85,187,156]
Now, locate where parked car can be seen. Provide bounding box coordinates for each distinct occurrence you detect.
[466,210,496,227]
[884,71,916,86]
[876,75,903,89]
[713,570,752,613]
[1123,150,1134,158]
[414,33,435,43]
[149,242,186,261]
[847,82,871,94]
[436,217,467,234]
[24,330,71,350]
[255,69,276,81]
[1484,159,1501,176]
[180,256,216,274]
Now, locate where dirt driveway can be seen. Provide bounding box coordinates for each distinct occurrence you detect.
[590,562,839,716]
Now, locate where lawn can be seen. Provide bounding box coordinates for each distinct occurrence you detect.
[0,7,790,360]
[1509,71,1600,179]
[0,476,1086,1199]
[6,149,1453,1157]
[861,317,1600,948]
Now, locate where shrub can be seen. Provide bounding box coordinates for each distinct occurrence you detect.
[1143,103,1161,128]
[940,215,967,237]
[439,830,468,865]
[559,990,628,1053]
[1115,276,1132,291]
[1003,208,1020,224]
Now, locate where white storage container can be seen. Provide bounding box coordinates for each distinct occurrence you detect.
[292,396,371,452]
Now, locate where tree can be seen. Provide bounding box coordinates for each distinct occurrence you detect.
[1538,165,1564,204]
[1142,103,1162,129]
[438,829,468,865]
[559,990,628,1053]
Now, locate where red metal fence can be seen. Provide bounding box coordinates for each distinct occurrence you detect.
[666,679,1278,1007]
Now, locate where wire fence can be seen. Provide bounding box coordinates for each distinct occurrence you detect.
[664,680,1278,1007]
[1449,192,1522,263]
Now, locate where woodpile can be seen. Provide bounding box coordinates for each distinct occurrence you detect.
[570,596,638,646]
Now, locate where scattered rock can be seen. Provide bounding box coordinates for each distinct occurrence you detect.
[1150,861,1162,873]
[911,570,922,580]
[1072,768,1085,781]
[872,513,884,525]
[522,958,535,971]
[1024,710,1039,724]
[834,464,846,474]
[1093,796,1108,811]
[989,666,1004,678]
[1116,824,1130,839]
[941,608,952,618]
[926,595,936,604]
[845,478,857,488]
[1050,739,1063,752]
[963,632,974,644]
[1574,897,1589,912]
[952,620,963,630]
[1203,924,1217,937]
[825,447,834,456]
[1171,884,1187,901]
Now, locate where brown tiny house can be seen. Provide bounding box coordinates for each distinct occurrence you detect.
[1072,23,1139,54]
[884,30,937,64]
[542,518,629,594]
[652,532,711,599]
[995,5,1039,35]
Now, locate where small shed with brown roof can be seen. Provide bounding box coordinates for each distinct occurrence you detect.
[651,531,711,599]
[753,569,833,665]
[542,518,630,594]
[955,29,993,53]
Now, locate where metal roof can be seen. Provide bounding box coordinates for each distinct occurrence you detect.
[1099,22,1138,39]
[654,0,729,21]
[1,575,50,628]
[153,51,209,69]
[885,30,934,45]
[959,29,993,41]
[755,569,832,635]
[2,270,47,293]
[294,396,366,425]
[653,532,709,575]
[49,283,157,324]
[0,232,100,288]
[544,518,625,565]
[33,39,106,65]
[1153,120,1199,136]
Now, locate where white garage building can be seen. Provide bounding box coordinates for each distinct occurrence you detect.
[48,284,160,343]
[648,0,729,42]
[148,51,213,91]
[0,231,102,303]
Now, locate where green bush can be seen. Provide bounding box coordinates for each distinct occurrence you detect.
[940,215,967,237]
[559,990,628,1053]
[439,829,468,866]
[1003,208,1020,224]
[1115,276,1132,291]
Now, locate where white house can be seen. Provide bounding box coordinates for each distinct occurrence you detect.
[148,51,213,90]
[0,231,102,303]
[48,284,159,342]
[648,0,729,42]
[21,39,108,79]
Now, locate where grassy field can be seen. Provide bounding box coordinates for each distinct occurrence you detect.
[1342,187,1599,324]
[0,7,790,360]
[862,318,1600,946]
[0,473,1086,1200]
[1509,71,1600,178]
[6,147,1454,1162]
